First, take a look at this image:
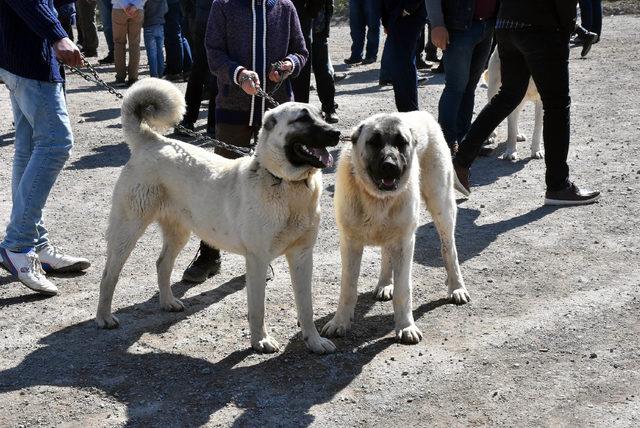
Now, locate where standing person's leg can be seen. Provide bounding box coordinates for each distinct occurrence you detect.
[0,68,87,294]
[312,32,338,122]
[347,0,366,62]
[207,75,217,134]
[388,29,420,112]
[182,123,258,283]
[579,0,594,32]
[112,8,128,83]
[592,0,602,38]
[291,15,312,103]
[438,25,479,149]
[76,0,99,56]
[363,0,381,62]
[514,31,571,192]
[155,26,166,78]
[379,36,392,84]
[143,27,158,77]
[164,2,182,78]
[454,31,531,171]
[97,0,114,62]
[179,12,193,74]
[456,23,494,143]
[127,10,144,83]
[182,28,208,127]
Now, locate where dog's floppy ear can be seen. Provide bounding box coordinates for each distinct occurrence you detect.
[263,113,277,131]
[351,123,363,145]
[408,126,420,148]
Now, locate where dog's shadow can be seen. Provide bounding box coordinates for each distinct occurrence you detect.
[0,273,451,426]
[415,205,559,267]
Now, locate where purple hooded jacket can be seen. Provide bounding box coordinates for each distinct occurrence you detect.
[205,0,308,127]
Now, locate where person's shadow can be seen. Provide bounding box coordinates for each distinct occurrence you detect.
[415,205,559,267]
[66,142,130,170]
[0,274,450,426]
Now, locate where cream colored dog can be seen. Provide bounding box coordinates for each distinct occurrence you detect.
[485,49,543,161]
[96,78,339,354]
[321,111,470,344]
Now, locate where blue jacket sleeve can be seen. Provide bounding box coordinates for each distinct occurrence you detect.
[286,3,308,78]
[4,0,69,42]
[205,1,243,85]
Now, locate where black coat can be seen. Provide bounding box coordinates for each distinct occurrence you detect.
[499,0,577,33]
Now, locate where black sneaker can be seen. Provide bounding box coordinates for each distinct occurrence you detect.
[333,72,347,83]
[344,57,362,65]
[379,79,392,87]
[580,32,598,57]
[323,111,339,124]
[98,53,114,64]
[544,182,600,206]
[164,73,183,82]
[362,57,376,65]
[114,77,127,88]
[81,49,97,58]
[175,120,195,136]
[182,243,221,283]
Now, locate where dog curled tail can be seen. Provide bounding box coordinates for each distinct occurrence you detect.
[120,77,186,147]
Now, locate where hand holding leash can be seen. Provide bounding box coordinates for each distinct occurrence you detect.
[238,70,260,96]
[269,60,293,83]
[54,37,82,67]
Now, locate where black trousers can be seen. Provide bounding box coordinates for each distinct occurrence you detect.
[184,28,216,129]
[311,32,336,113]
[291,15,313,103]
[455,29,571,191]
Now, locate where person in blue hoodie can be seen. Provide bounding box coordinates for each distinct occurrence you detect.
[0,0,91,296]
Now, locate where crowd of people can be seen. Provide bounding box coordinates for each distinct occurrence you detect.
[0,0,602,295]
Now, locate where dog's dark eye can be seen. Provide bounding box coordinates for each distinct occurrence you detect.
[366,134,384,148]
[394,134,409,148]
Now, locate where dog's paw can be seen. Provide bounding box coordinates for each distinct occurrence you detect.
[531,149,544,159]
[161,297,185,312]
[252,336,280,353]
[305,335,336,354]
[96,313,120,329]
[374,284,393,301]
[450,287,471,304]
[498,150,518,161]
[396,324,423,344]
[321,316,351,337]
[517,134,526,142]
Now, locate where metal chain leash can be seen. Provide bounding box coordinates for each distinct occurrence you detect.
[64,56,253,156]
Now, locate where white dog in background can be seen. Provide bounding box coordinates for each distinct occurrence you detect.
[322,111,470,344]
[96,78,339,354]
[485,49,544,161]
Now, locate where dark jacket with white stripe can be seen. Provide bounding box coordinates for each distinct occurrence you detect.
[205,0,308,127]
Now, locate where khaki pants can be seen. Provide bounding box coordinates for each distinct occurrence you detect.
[112,8,143,81]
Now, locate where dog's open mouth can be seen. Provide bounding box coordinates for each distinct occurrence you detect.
[374,177,399,191]
[293,143,334,169]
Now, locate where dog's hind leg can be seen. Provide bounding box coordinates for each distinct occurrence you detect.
[530,100,544,159]
[245,252,279,353]
[500,101,525,161]
[96,215,149,329]
[390,235,422,344]
[157,219,190,312]
[321,238,364,338]
[423,184,470,305]
[286,247,336,354]
[373,246,393,301]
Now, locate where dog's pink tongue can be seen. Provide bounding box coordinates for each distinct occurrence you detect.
[382,178,396,187]
[311,147,334,168]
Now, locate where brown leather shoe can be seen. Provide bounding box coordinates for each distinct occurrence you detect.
[452,160,471,197]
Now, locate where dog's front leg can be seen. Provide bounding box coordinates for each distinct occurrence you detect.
[391,235,423,344]
[286,248,336,354]
[245,253,279,353]
[530,101,544,159]
[321,239,364,338]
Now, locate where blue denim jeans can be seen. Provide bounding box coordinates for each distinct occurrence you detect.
[439,19,494,148]
[97,0,114,53]
[144,25,165,77]
[348,0,381,60]
[0,68,73,252]
[164,2,192,75]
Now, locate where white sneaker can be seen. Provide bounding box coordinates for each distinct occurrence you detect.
[36,244,91,273]
[0,248,58,296]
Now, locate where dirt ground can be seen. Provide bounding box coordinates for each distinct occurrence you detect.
[1,17,640,428]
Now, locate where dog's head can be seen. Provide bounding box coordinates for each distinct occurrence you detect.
[350,114,418,198]
[255,103,341,181]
